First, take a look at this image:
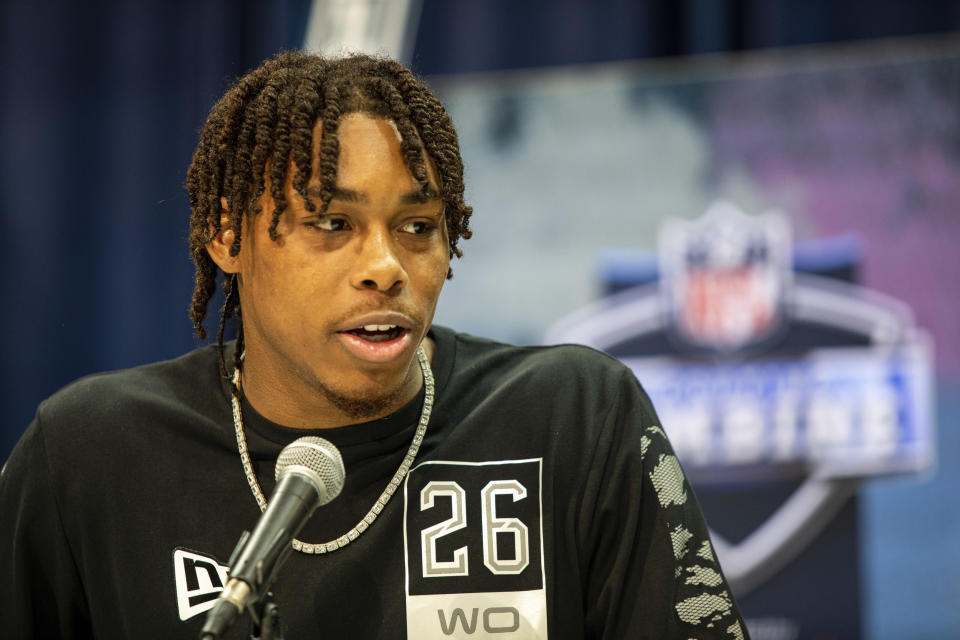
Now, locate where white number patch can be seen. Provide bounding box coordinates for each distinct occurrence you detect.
[404,459,548,638]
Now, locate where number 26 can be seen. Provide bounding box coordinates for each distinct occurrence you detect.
[420,480,530,578]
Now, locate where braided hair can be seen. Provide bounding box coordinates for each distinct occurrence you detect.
[185,51,473,376]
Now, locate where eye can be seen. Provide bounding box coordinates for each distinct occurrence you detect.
[399,220,436,235]
[306,216,349,232]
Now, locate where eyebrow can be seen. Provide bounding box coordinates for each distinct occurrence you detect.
[305,184,441,205]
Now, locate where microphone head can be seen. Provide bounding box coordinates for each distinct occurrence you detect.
[275,436,345,506]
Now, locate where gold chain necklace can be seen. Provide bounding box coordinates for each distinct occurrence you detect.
[230,345,434,554]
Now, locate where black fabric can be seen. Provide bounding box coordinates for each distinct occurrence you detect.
[0,326,747,639]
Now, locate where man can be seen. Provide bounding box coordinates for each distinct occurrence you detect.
[0,51,748,639]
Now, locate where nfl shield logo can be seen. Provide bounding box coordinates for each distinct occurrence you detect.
[659,201,792,351]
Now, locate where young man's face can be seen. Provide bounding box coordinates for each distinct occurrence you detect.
[210,113,450,427]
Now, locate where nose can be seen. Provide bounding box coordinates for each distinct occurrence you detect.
[352,227,406,293]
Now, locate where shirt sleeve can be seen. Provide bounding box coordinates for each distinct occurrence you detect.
[0,411,93,639]
[580,367,749,640]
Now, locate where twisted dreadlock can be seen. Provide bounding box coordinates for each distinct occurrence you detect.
[185,51,473,377]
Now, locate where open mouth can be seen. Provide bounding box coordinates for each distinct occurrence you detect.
[337,322,413,363]
[344,324,406,343]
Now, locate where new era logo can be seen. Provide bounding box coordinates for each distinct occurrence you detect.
[173,548,230,621]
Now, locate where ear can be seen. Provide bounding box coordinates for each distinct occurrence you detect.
[205,197,242,274]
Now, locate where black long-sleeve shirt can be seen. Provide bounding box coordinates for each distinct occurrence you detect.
[0,326,747,639]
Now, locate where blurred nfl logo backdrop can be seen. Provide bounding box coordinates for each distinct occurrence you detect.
[432,35,959,639]
[547,200,934,615]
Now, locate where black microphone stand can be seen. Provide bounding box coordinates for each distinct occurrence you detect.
[199,587,286,640]
[198,532,288,640]
[248,591,284,640]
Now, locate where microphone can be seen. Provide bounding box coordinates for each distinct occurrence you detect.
[200,436,345,639]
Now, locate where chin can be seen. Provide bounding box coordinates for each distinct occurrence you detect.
[322,385,405,421]
[316,372,412,422]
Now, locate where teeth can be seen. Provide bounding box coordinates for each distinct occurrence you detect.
[361,324,397,332]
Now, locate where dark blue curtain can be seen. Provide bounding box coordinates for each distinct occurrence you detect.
[0,1,311,459]
[411,0,960,74]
